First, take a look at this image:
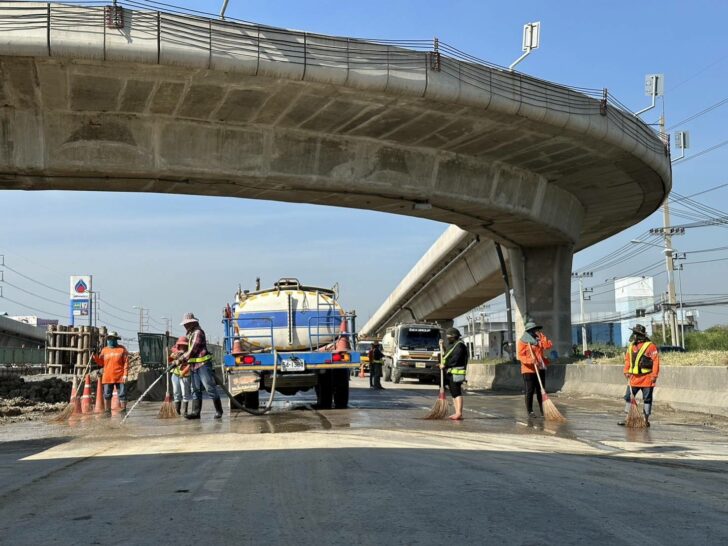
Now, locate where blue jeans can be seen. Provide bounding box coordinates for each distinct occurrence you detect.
[171,374,191,402]
[191,363,220,401]
[103,383,127,402]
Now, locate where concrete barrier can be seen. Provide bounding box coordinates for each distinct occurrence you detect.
[466,362,728,417]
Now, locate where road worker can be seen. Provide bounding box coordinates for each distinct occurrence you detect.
[92,331,129,415]
[440,327,468,420]
[620,324,660,427]
[177,313,223,420]
[517,321,553,418]
[368,342,384,390]
[169,335,191,416]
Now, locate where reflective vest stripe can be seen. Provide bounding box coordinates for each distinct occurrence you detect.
[188,354,212,364]
[628,342,653,374]
[449,368,466,375]
[442,341,464,365]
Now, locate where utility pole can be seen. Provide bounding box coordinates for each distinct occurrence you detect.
[658,113,680,346]
[133,305,149,333]
[572,272,593,354]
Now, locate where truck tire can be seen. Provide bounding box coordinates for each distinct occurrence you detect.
[383,364,392,382]
[332,369,350,409]
[316,371,333,409]
[392,369,402,384]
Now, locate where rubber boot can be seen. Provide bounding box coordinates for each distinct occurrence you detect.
[618,402,631,426]
[644,403,652,427]
[174,401,181,415]
[182,401,189,417]
[185,399,201,420]
[213,398,223,419]
[119,401,127,414]
[103,398,111,417]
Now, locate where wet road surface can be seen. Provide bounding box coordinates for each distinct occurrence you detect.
[2,377,728,545]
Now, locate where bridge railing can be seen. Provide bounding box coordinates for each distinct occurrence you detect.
[0,1,666,157]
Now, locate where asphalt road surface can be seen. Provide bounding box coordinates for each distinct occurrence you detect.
[2,377,728,545]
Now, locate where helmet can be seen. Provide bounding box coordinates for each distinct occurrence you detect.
[446,327,461,339]
[176,336,188,346]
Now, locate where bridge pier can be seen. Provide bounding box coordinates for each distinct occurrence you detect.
[508,245,574,358]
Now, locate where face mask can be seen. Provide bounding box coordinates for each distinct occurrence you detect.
[107,338,118,348]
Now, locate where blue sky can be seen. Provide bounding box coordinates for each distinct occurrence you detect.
[2,0,728,344]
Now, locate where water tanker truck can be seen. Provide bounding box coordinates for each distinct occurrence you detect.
[222,278,360,411]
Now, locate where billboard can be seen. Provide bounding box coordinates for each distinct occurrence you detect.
[69,275,92,325]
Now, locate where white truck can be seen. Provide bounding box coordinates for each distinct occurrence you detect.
[380,323,444,384]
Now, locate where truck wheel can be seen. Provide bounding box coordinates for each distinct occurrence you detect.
[332,369,350,409]
[383,365,392,382]
[316,371,333,409]
[392,370,402,384]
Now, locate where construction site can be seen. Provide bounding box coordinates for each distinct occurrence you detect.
[2,0,728,544]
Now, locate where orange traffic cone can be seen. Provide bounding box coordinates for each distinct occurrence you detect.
[339,318,348,334]
[111,386,120,414]
[80,375,93,414]
[358,364,366,378]
[94,378,105,414]
[232,339,244,355]
[69,378,83,419]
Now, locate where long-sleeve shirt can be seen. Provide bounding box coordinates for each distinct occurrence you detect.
[623,341,660,387]
[517,332,553,374]
[179,326,211,371]
[93,345,129,384]
[442,341,468,370]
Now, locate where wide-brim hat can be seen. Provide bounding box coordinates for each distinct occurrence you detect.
[630,324,648,336]
[524,321,542,331]
[107,331,120,339]
[446,327,461,338]
[180,312,199,326]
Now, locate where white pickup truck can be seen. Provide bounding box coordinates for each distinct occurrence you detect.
[380,323,444,384]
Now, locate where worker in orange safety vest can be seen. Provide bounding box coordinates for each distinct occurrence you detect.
[92,331,129,415]
[619,324,660,427]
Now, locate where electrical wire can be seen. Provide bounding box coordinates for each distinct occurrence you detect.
[1,264,67,295]
[668,96,728,130]
[674,138,728,166]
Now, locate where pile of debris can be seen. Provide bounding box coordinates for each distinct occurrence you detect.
[126,352,149,381]
[0,376,72,423]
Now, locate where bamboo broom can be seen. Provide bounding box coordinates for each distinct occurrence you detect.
[157,345,177,419]
[424,339,449,420]
[51,356,93,423]
[624,383,647,428]
[528,344,566,423]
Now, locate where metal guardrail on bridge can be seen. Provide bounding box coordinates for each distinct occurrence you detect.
[0,1,667,156]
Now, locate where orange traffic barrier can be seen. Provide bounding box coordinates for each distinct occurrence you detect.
[80,375,93,414]
[111,386,120,413]
[94,378,105,414]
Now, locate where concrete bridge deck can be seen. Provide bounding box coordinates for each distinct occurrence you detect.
[0,2,672,351]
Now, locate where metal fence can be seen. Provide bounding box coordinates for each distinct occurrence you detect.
[0,347,45,365]
[138,333,223,369]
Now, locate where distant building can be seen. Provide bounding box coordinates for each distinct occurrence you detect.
[8,315,59,328]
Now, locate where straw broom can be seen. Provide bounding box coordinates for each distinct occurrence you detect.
[157,370,177,419]
[51,356,93,423]
[424,340,449,420]
[528,344,566,423]
[624,382,647,428]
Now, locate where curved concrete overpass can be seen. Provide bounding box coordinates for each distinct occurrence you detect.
[0,2,671,352]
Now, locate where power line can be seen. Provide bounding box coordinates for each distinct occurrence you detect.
[0,279,68,308]
[1,263,67,295]
[97,296,137,316]
[668,96,728,130]
[667,53,728,94]
[0,292,67,319]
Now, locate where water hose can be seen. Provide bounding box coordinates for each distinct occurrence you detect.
[214,354,279,416]
[121,363,176,423]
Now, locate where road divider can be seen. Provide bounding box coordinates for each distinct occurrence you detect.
[466,363,728,417]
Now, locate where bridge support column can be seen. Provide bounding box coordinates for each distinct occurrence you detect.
[508,245,573,358]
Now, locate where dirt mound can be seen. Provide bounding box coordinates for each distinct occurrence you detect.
[126,352,150,381]
[0,376,72,423]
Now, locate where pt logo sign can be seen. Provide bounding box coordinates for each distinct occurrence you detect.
[69,275,93,325]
